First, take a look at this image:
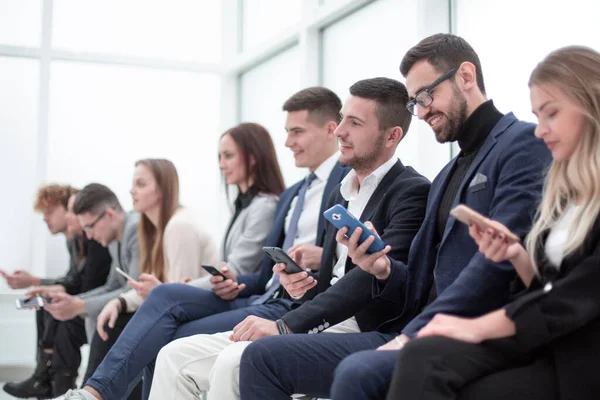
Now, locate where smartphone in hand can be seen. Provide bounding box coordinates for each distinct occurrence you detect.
[115,267,137,282]
[201,265,229,280]
[262,247,304,274]
[450,204,520,243]
[323,204,386,254]
[15,294,45,310]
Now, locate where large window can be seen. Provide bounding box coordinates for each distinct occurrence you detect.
[241,0,303,52]
[0,0,42,47]
[240,46,305,185]
[0,0,223,285]
[455,0,600,123]
[0,57,39,274]
[53,0,221,62]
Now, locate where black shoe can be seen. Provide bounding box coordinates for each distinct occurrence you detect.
[51,373,77,397]
[3,377,53,399]
[3,351,53,398]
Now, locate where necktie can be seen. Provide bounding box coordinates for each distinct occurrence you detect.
[252,173,317,304]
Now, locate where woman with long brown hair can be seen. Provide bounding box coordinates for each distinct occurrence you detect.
[97,159,218,327]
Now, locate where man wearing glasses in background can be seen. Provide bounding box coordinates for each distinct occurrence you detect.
[45,183,141,390]
[239,33,552,400]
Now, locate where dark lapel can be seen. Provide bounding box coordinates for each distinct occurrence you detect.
[439,113,518,247]
[359,160,405,222]
[317,162,348,244]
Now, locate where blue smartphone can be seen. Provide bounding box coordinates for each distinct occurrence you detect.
[323,204,386,254]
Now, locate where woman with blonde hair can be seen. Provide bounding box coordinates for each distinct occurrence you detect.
[386,45,600,400]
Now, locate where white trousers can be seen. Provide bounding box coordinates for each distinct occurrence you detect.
[148,318,361,400]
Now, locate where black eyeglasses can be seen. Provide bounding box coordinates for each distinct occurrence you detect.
[406,67,458,116]
[82,210,106,233]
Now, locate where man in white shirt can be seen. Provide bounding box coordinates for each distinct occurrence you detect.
[146,77,430,400]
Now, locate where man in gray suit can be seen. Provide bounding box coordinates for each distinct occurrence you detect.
[44,183,141,387]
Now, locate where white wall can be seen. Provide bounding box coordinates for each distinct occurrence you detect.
[321,0,450,181]
[240,46,307,186]
[455,0,600,123]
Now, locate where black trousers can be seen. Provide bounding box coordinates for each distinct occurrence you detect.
[83,312,142,400]
[36,309,87,373]
[387,336,558,400]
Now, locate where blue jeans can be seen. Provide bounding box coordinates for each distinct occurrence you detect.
[239,331,395,399]
[331,349,399,400]
[85,283,295,400]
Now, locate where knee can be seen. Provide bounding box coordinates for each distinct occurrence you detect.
[147,283,180,303]
[398,336,452,367]
[332,350,391,398]
[240,339,277,375]
[155,338,186,370]
[213,342,246,373]
[334,352,376,384]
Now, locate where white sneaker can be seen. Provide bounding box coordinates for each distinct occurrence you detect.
[53,389,97,400]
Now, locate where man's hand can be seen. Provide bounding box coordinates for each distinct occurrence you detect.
[378,334,410,350]
[128,273,161,299]
[211,265,245,300]
[96,298,122,341]
[45,292,85,321]
[26,284,65,298]
[230,316,280,342]
[276,264,316,298]
[287,244,323,270]
[0,270,41,289]
[336,222,392,280]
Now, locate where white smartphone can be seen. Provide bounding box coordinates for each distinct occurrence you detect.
[15,295,45,310]
[115,267,136,282]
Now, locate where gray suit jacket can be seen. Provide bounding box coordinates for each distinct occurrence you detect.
[223,192,278,275]
[79,211,140,319]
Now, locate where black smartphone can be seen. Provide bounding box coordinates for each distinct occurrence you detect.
[262,247,304,274]
[201,265,229,280]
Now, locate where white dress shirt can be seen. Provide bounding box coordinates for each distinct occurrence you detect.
[330,156,398,285]
[545,203,579,268]
[264,152,340,291]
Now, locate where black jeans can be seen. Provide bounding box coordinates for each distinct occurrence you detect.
[36,309,87,373]
[387,336,558,400]
[83,312,142,400]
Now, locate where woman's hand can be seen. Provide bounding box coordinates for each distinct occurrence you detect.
[468,221,534,286]
[417,314,485,343]
[468,221,523,263]
[128,273,161,299]
[417,309,516,343]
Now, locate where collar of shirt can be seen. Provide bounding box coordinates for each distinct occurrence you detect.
[311,152,340,184]
[340,156,398,202]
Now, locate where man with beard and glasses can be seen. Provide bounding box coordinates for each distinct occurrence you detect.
[145,77,430,400]
[238,33,553,400]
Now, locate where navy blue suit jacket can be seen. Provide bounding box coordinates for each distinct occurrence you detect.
[237,162,349,296]
[374,113,553,336]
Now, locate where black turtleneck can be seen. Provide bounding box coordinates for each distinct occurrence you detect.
[435,100,503,243]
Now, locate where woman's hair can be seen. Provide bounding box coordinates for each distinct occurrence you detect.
[526,46,600,268]
[135,159,180,281]
[221,123,285,197]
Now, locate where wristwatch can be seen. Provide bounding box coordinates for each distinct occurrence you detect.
[275,319,289,335]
